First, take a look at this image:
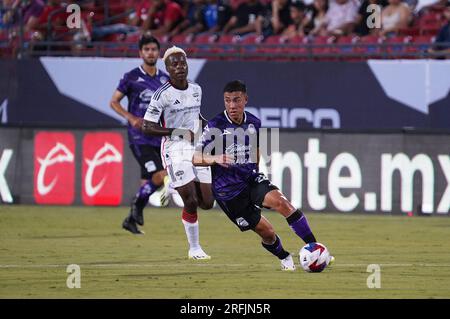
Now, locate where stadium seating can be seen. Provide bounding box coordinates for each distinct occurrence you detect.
[1,0,447,60]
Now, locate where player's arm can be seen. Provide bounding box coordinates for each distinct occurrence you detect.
[192,151,232,167]
[110,90,142,129]
[141,93,194,140]
[142,120,174,136]
[142,120,195,142]
[192,123,233,167]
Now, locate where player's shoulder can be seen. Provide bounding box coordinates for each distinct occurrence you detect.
[122,67,141,80]
[157,68,170,80]
[152,81,172,101]
[188,80,202,91]
[207,111,228,128]
[244,111,261,126]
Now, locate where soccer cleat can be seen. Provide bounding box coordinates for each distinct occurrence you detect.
[160,176,170,207]
[130,198,144,226]
[188,248,211,260]
[327,255,335,267]
[122,216,144,235]
[280,254,296,271]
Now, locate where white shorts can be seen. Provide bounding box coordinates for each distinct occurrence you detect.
[166,160,212,188]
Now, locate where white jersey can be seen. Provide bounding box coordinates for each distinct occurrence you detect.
[144,81,202,167]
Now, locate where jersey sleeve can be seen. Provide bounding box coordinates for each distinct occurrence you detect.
[144,93,165,123]
[116,74,129,95]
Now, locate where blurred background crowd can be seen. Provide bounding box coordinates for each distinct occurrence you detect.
[1,0,449,58]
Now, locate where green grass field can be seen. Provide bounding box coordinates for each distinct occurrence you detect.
[1,205,450,298]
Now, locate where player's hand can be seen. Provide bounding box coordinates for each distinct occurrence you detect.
[214,154,234,168]
[129,116,143,130]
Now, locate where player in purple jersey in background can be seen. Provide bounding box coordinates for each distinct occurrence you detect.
[110,34,170,235]
[193,80,334,271]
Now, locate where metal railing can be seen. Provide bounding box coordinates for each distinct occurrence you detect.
[18,40,450,60]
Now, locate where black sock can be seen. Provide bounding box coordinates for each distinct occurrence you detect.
[261,235,290,260]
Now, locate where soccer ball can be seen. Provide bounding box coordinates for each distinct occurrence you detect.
[299,242,330,273]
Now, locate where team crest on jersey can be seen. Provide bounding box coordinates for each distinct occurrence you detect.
[248,124,256,134]
[139,89,154,102]
[175,170,184,179]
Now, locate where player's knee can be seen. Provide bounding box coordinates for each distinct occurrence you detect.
[275,198,292,214]
[262,228,276,244]
[184,197,199,211]
[199,199,214,210]
[151,170,167,186]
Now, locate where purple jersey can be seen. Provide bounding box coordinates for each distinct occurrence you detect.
[117,66,169,147]
[197,110,261,201]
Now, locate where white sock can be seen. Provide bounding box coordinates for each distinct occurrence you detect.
[182,219,200,250]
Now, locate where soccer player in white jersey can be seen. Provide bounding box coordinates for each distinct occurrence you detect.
[142,46,213,260]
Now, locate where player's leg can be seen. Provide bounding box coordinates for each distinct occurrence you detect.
[262,189,317,244]
[253,216,295,271]
[158,170,170,207]
[215,191,295,271]
[128,145,165,226]
[123,145,150,234]
[176,181,210,260]
[169,163,210,260]
[193,166,214,210]
[194,182,214,210]
[150,169,167,186]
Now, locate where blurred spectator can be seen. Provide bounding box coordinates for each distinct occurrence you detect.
[271,0,294,35]
[428,6,450,56]
[173,0,207,36]
[354,0,388,36]
[305,0,329,35]
[2,0,44,33]
[141,0,184,37]
[129,0,151,27]
[418,0,449,14]
[91,23,139,40]
[282,0,309,37]
[403,0,418,10]
[1,1,12,30]
[324,0,359,36]
[376,0,412,36]
[28,0,66,40]
[204,0,233,33]
[223,0,265,35]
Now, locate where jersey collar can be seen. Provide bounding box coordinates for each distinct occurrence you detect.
[139,65,159,77]
[224,110,246,125]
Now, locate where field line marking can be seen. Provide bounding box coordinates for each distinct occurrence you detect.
[2,263,450,269]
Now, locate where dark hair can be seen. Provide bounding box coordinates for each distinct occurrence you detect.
[223,80,247,94]
[138,33,161,51]
[291,0,306,11]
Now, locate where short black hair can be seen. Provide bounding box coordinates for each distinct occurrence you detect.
[138,33,160,51]
[223,80,247,94]
[291,0,306,11]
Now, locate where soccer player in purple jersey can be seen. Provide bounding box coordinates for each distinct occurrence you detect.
[110,34,170,235]
[193,80,334,270]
